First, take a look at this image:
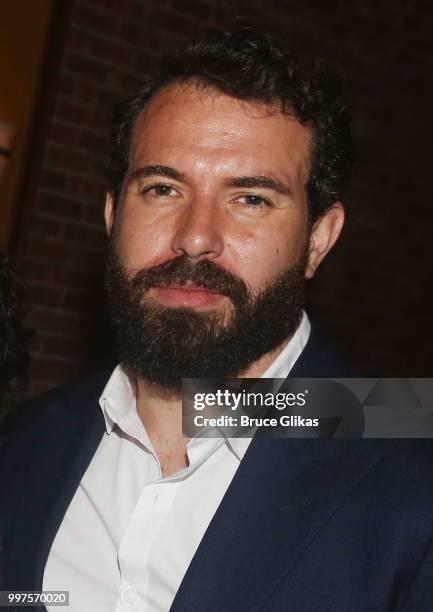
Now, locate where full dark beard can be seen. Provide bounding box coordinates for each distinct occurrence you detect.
[105,237,308,391]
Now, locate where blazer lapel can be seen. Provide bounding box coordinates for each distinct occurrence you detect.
[4,380,106,591]
[171,437,383,611]
[171,324,375,611]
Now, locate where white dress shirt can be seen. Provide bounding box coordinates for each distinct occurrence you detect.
[43,312,310,611]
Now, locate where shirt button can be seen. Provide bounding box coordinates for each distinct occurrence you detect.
[123,589,138,605]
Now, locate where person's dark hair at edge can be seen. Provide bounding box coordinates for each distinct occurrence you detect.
[106,23,353,223]
[0,252,31,434]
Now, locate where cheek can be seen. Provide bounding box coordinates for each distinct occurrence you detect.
[225,225,304,292]
[115,206,175,270]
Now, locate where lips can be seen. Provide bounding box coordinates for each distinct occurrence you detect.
[162,282,219,293]
[151,283,225,308]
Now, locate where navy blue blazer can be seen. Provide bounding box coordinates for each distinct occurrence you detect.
[1,324,433,611]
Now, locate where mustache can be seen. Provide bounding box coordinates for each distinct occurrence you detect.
[129,254,250,305]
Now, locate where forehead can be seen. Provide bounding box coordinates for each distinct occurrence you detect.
[129,82,311,182]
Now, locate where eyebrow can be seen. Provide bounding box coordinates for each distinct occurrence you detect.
[128,165,185,185]
[225,175,292,197]
[128,165,292,197]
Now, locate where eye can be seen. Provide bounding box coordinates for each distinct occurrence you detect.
[237,194,271,209]
[141,183,178,198]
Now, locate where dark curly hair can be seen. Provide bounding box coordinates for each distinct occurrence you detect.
[0,252,31,419]
[106,24,353,222]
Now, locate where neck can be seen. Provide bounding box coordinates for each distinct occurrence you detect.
[134,376,187,476]
[132,337,289,475]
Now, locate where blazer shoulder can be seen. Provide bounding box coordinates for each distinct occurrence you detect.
[0,369,112,446]
[292,318,356,377]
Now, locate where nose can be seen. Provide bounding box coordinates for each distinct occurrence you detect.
[171,196,225,261]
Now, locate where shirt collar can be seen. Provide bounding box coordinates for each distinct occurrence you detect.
[99,311,311,456]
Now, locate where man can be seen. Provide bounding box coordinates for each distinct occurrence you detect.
[1,25,433,612]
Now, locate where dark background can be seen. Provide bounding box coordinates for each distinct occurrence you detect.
[7,0,433,396]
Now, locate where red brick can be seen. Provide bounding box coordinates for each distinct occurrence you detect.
[70,28,132,66]
[168,0,215,22]
[57,74,77,96]
[29,284,63,308]
[41,169,69,191]
[79,130,108,155]
[66,51,108,83]
[73,2,118,33]
[55,98,89,123]
[23,236,70,262]
[49,120,81,147]
[62,289,93,312]
[45,144,91,174]
[76,177,106,201]
[26,215,62,239]
[87,108,110,132]
[119,22,143,44]
[38,192,83,220]
[63,222,105,246]
[74,79,99,104]
[19,259,56,285]
[27,333,43,354]
[82,0,146,20]
[44,335,87,359]
[145,8,198,35]
[85,202,105,224]
[31,307,87,336]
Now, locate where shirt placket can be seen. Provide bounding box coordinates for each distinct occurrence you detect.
[116,480,180,611]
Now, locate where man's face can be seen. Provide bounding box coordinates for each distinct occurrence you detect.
[105,82,343,389]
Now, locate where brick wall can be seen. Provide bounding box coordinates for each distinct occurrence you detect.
[11,0,433,395]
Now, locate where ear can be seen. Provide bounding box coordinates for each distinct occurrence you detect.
[305,202,345,279]
[104,192,114,235]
